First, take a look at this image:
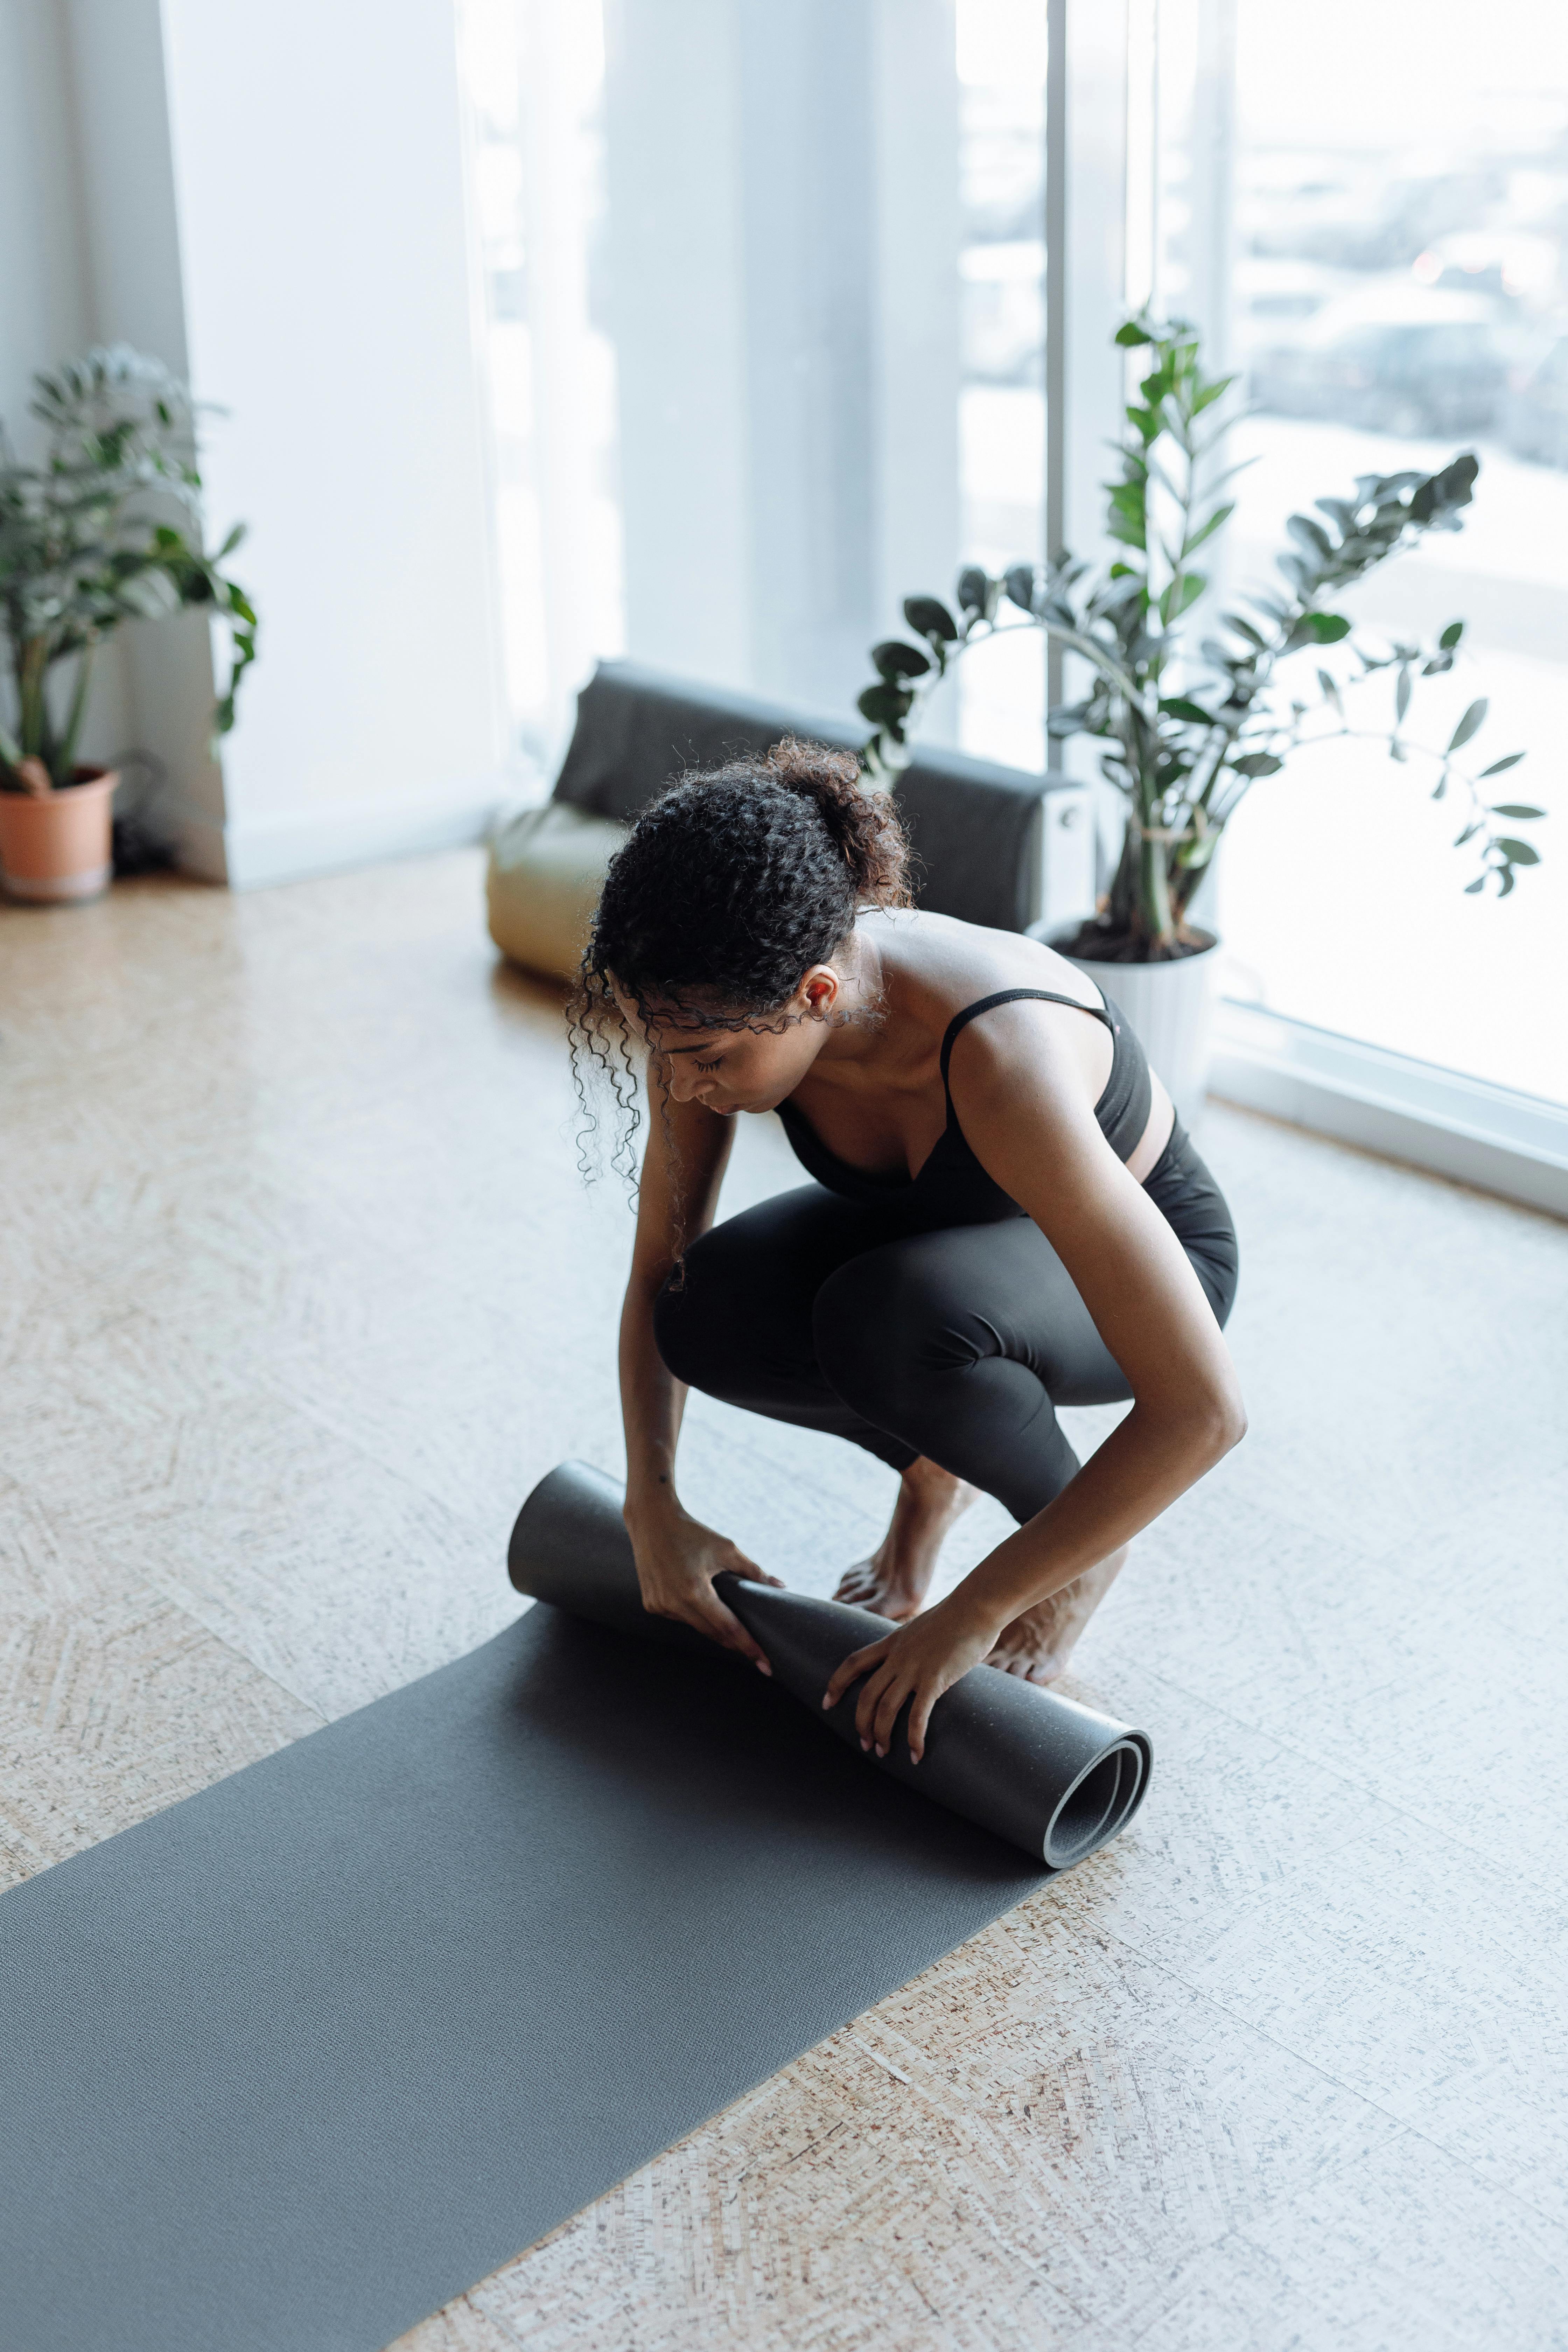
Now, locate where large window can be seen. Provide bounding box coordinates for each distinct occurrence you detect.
[461,0,1564,1124]
[459,0,623,774]
[1160,0,1567,1104]
[955,0,1049,772]
[461,0,1054,778]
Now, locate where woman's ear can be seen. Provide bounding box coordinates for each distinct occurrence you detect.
[799,966,840,1021]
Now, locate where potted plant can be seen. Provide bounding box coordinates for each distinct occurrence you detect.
[0,346,257,903]
[859,315,1544,1113]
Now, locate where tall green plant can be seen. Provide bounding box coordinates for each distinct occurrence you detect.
[0,346,256,792]
[860,316,1544,957]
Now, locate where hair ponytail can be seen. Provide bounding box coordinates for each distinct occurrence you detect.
[759,737,911,905]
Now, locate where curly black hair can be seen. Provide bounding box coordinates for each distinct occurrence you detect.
[569,736,912,1186]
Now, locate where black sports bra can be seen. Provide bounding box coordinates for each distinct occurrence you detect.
[776,986,1154,1230]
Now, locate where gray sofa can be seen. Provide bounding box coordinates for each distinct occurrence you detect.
[554,660,1047,931]
[487,659,1053,978]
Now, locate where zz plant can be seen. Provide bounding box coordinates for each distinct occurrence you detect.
[860,315,1544,959]
[0,346,256,794]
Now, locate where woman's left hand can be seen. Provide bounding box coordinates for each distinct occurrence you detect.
[821,1594,997,1765]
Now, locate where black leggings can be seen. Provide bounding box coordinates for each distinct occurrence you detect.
[654,1125,1239,1526]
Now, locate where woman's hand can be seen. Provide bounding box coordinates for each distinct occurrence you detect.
[820,1593,997,1764]
[624,1501,784,1673]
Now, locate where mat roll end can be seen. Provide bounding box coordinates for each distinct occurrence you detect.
[1041,1734,1150,1869]
[507,1459,714,1654]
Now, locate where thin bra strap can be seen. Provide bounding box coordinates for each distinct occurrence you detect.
[938,987,1113,1095]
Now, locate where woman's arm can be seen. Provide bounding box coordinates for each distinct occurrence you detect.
[620,1088,781,1670]
[824,1001,1246,1758]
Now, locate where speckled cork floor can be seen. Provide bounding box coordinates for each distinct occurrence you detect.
[2,852,1565,2352]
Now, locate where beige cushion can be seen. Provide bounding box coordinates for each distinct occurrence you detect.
[485,801,629,981]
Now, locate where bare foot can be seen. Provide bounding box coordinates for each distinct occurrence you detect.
[833,1458,978,1622]
[986,1546,1130,1685]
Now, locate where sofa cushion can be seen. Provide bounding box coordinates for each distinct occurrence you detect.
[485,800,627,981]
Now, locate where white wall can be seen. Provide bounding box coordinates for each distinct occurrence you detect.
[156,0,506,885]
[65,0,224,863]
[0,5,89,444]
[7,0,506,887]
[0,0,133,771]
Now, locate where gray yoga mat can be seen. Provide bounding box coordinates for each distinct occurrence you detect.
[0,1462,1150,2352]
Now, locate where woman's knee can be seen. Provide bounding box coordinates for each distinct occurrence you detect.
[652,1227,740,1391]
[652,1218,814,1398]
[811,1244,985,1422]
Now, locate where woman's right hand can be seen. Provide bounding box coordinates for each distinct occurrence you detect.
[624,1500,784,1672]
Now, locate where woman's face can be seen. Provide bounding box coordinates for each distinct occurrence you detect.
[612,967,841,1116]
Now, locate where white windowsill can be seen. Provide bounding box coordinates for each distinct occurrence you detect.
[1208,998,1568,1223]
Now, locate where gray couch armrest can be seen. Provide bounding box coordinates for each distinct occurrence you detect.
[895,746,1043,934]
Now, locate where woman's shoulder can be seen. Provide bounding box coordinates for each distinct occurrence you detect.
[867,909,1118,1125]
[867,906,1103,1028]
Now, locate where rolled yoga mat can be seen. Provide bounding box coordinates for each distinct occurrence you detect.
[510,1460,1152,1869]
[0,1462,1150,2352]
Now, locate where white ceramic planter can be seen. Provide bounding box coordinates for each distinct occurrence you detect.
[1042,924,1221,1129]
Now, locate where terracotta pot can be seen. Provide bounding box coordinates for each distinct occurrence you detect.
[0,765,118,904]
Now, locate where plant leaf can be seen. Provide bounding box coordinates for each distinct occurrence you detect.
[1478,752,1525,777]
[1447,698,1487,752]
[870,638,932,681]
[1182,502,1234,558]
[858,683,913,727]
[1489,802,1545,819]
[1494,838,1540,865]
[1158,696,1216,725]
[1302,611,1351,644]
[1439,619,1464,649]
[1191,374,1235,415]
[1395,669,1411,724]
[1158,572,1206,625]
[904,595,958,643]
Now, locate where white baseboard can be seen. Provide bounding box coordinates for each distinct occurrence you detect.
[1210,999,1568,1222]
[175,775,514,892]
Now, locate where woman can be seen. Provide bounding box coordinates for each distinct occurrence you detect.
[575,738,1244,1769]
